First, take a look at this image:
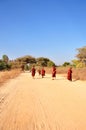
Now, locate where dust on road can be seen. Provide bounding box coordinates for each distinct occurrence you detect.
[0,72,86,130]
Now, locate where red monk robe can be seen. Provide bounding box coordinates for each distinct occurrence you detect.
[38,69,41,76]
[52,66,56,80]
[41,67,45,78]
[67,67,72,81]
[31,66,36,78]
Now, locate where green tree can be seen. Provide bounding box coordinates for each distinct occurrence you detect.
[63,62,71,67]
[2,55,9,63]
[72,59,80,67]
[47,61,55,67]
[16,55,36,64]
[0,62,7,70]
[37,57,56,67]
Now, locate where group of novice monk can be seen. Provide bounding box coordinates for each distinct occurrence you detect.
[31,66,45,79]
[31,65,72,81]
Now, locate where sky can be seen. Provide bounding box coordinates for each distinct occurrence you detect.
[0,0,86,65]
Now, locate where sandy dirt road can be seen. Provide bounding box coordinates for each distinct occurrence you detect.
[0,72,86,130]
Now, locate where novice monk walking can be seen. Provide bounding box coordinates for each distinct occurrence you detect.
[31,66,36,79]
[67,67,72,81]
[52,65,56,80]
[38,68,41,76]
[41,67,45,78]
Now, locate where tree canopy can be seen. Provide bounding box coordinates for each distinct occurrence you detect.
[76,46,86,61]
[2,55,9,63]
[36,57,55,67]
[15,55,36,64]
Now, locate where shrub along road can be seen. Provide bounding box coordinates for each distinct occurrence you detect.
[0,72,86,130]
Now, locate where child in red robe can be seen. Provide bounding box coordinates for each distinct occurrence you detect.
[41,67,45,78]
[31,66,36,79]
[67,67,72,81]
[52,65,56,80]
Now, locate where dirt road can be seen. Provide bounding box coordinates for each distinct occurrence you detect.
[0,72,86,130]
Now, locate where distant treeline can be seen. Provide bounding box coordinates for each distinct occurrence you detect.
[0,46,86,71]
[0,55,55,71]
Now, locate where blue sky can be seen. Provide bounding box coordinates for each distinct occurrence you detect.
[0,0,86,65]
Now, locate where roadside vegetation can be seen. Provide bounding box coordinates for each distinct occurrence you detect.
[45,67,86,80]
[0,46,86,85]
[0,69,21,86]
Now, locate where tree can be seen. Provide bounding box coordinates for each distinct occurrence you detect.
[16,55,36,64]
[36,57,55,67]
[72,59,85,68]
[76,46,86,66]
[0,61,11,70]
[47,61,55,67]
[63,62,71,67]
[76,46,86,61]
[72,59,80,67]
[0,55,11,70]
[2,55,9,63]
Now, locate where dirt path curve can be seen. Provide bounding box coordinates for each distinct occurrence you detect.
[0,72,86,130]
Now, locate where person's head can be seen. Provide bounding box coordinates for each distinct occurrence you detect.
[69,67,72,70]
[32,65,35,68]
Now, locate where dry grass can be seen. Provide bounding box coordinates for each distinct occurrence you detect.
[44,67,86,81]
[0,69,22,86]
[0,67,86,86]
[44,67,68,74]
[72,68,86,80]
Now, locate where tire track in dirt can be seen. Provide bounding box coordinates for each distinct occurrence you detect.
[31,89,61,130]
[0,73,86,130]
[0,78,19,114]
[0,73,61,130]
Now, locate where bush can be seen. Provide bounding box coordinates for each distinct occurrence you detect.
[0,62,11,71]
